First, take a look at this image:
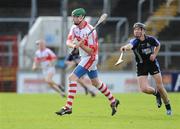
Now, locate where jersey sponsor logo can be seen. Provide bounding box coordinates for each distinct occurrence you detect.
[142,48,152,55]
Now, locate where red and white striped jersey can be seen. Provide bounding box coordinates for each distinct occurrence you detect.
[34,48,56,69]
[67,21,98,57]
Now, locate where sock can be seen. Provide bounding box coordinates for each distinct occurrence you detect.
[98,83,115,104]
[165,100,171,110]
[65,81,77,109]
[165,104,171,110]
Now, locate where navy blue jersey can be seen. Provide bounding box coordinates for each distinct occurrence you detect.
[130,35,160,64]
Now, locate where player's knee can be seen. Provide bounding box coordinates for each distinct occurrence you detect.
[91,80,100,87]
[46,80,52,84]
[140,86,148,93]
[68,74,78,81]
[91,81,98,87]
[44,78,52,84]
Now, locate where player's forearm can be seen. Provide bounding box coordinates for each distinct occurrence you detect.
[154,45,160,56]
[80,44,93,55]
[66,40,75,48]
[32,62,37,70]
[125,44,133,50]
[73,39,93,55]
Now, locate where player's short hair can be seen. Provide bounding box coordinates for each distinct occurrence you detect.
[71,8,86,17]
[35,39,45,45]
[133,22,146,30]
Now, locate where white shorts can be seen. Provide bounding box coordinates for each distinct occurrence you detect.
[42,67,56,77]
[78,56,98,71]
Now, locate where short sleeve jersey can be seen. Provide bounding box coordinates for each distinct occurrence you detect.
[67,21,98,57]
[130,35,160,63]
[34,48,56,69]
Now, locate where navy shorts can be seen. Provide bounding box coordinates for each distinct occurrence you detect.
[136,60,160,76]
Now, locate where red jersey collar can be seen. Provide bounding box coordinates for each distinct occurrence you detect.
[79,21,87,29]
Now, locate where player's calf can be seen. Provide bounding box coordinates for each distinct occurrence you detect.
[153,90,162,108]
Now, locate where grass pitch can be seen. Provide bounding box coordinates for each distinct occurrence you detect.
[0,93,180,129]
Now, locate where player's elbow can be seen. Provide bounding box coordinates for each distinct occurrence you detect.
[157,45,161,50]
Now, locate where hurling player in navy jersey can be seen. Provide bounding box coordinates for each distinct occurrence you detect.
[120,22,172,115]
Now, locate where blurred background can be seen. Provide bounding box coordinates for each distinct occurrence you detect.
[0,0,179,93]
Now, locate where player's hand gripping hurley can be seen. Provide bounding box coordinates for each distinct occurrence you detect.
[71,13,108,54]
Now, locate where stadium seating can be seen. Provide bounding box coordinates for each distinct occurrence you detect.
[111,0,166,33]
[158,13,180,40]
[145,1,179,36]
[0,36,18,92]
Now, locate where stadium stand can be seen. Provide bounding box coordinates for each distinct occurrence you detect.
[145,1,178,36]
[112,0,167,33]
[158,13,180,40]
[0,36,18,92]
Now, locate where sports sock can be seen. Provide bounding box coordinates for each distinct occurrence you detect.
[65,81,77,109]
[165,104,171,110]
[97,83,115,104]
[165,101,171,110]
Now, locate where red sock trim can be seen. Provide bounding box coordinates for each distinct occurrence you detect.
[109,96,114,101]
[69,90,76,93]
[98,83,103,90]
[105,92,110,96]
[102,87,107,93]
[70,83,77,87]
[67,101,72,106]
[68,95,74,99]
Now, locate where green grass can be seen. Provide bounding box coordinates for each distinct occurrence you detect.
[0,93,180,129]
